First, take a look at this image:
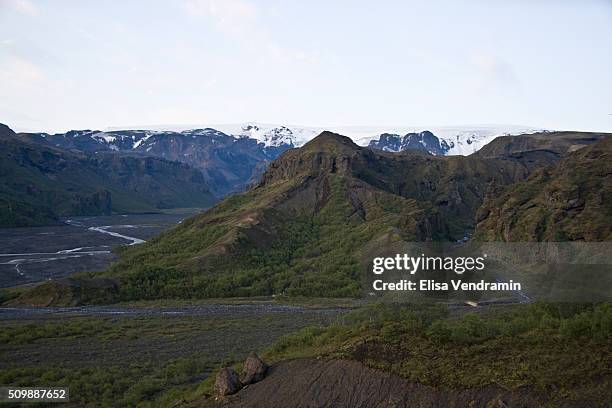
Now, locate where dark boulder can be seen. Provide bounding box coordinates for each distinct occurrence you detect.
[240,353,268,385]
[215,367,242,396]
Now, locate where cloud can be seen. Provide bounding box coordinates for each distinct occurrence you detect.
[468,54,522,98]
[181,0,322,67]
[472,54,519,86]
[2,0,39,15]
[0,55,44,88]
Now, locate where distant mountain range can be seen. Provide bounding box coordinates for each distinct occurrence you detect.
[364,127,548,155]
[0,124,216,227]
[368,131,452,155]
[1,121,550,228]
[18,123,541,196]
[19,126,291,197]
[10,127,611,304]
[100,122,542,154]
[77,130,608,301]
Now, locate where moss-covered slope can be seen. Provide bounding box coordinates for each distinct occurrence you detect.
[94,132,531,300]
[475,137,612,241]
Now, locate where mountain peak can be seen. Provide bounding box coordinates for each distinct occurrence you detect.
[368,130,450,155]
[302,131,358,151]
[0,123,16,139]
[259,131,361,186]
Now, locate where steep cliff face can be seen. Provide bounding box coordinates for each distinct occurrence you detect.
[128,132,284,196]
[475,137,612,241]
[476,131,609,158]
[368,131,451,155]
[89,154,215,209]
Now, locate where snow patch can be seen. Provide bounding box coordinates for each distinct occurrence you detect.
[92,132,116,143]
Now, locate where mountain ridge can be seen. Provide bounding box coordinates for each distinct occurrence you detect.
[475,137,612,241]
[15,123,549,198]
[10,128,612,303]
[78,131,541,300]
[0,124,216,227]
[19,127,293,197]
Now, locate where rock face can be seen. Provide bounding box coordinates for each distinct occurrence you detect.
[475,137,612,241]
[240,353,268,385]
[215,368,242,397]
[368,131,451,155]
[476,131,609,159]
[260,131,531,238]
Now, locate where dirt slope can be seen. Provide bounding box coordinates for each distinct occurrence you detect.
[211,359,543,408]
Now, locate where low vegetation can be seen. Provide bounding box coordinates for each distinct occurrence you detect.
[257,302,611,406]
[101,173,423,300]
[475,138,612,241]
[0,309,338,407]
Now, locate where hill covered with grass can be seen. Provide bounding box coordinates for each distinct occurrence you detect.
[475,137,612,241]
[10,130,611,304]
[90,132,534,300]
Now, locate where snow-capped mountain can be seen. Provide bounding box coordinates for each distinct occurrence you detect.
[37,128,242,153]
[26,127,292,197]
[232,124,320,148]
[368,131,452,155]
[22,123,543,198]
[212,123,542,155]
[355,125,543,156]
[98,122,541,154]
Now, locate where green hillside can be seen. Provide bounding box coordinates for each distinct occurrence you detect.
[95,132,532,300]
[475,137,612,241]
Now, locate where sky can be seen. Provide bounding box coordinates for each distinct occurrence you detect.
[1,0,611,133]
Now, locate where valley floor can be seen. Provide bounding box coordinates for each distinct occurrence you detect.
[0,303,342,407]
[0,213,189,288]
[0,300,609,407]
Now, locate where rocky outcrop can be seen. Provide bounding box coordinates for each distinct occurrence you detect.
[475,137,612,241]
[240,353,268,385]
[259,132,359,185]
[369,131,451,155]
[476,131,609,159]
[258,131,532,239]
[214,368,242,397]
[214,355,269,398]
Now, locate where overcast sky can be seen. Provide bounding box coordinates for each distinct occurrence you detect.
[1,0,611,133]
